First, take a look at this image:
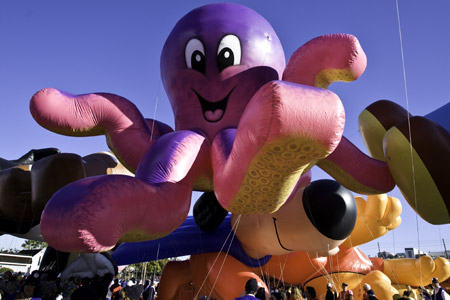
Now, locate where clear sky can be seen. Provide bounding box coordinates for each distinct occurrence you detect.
[1,0,449,257]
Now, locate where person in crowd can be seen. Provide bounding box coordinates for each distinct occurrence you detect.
[121,278,128,288]
[362,283,378,300]
[326,283,337,300]
[126,278,136,287]
[117,289,131,300]
[418,286,432,300]
[431,278,450,300]
[401,290,414,299]
[1,271,19,298]
[255,287,266,300]
[110,278,122,300]
[338,283,353,300]
[91,273,114,300]
[406,286,417,299]
[234,278,260,300]
[288,286,303,300]
[70,277,99,300]
[270,292,282,300]
[39,278,60,300]
[304,286,317,300]
[59,277,77,299]
[13,273,41,300]
[141,280,150,300]
[123,280,143,300]
[147,280,157,300]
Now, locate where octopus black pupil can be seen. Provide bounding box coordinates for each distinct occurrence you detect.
[217,47,234,72]
[192,50,205,73]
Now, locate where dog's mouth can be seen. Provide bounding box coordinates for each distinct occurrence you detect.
[272,217,293,252]
[193,88,234,123]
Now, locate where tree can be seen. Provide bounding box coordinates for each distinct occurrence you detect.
[0,248,19,254]
[21,240,47,250]
[0,267,13,274]
[146,259,169,276]
[120,259,170,280]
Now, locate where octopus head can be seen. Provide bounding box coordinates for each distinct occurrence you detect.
[161,3,285,140]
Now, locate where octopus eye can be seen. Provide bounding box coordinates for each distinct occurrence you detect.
[217,34,241,72]
[185,38,206,73]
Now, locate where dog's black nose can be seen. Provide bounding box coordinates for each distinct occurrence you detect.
[302,179,356,240]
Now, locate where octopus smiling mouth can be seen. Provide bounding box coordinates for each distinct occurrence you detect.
[193,89,234,122]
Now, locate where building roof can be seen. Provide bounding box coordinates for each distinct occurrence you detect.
[17,249,42,257]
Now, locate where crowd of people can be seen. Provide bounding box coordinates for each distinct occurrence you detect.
[0,270,159,300]
[1,269,449,300]
[232,277,450,300]
[232,278,351,300]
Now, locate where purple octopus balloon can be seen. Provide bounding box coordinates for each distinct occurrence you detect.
[30,3,389,252]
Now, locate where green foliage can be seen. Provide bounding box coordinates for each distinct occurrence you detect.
[0,267,13,274]
[146,259,169,275]
[21,240,48,250]
[120,258,170,279]
[0,248,18,254]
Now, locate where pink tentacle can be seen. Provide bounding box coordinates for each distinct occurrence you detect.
[40,130,205,252]
[317,136,395,194]
[212,81,345,214]
[30,88,170,171]
[283,34,367,88]
[41,175,193,252]
[136,130,206,184]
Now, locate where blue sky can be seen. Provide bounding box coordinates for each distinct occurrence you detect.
[1,0,449,256]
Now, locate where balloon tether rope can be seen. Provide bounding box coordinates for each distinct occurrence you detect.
[396,0,422,285]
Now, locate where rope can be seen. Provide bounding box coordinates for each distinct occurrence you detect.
[194,38,274,298]
[327,244,337,290]
[302,191,335,286]
[275,253,289,291]
[395,0,423,285]
[149,83,160,142]
[194,214,241,299]
[247,218,274,293]
[154,243,160,280]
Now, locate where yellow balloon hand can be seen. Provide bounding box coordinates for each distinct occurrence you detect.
[342,194,401,248]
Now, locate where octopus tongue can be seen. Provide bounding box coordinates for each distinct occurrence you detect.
[204,109,224,122]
